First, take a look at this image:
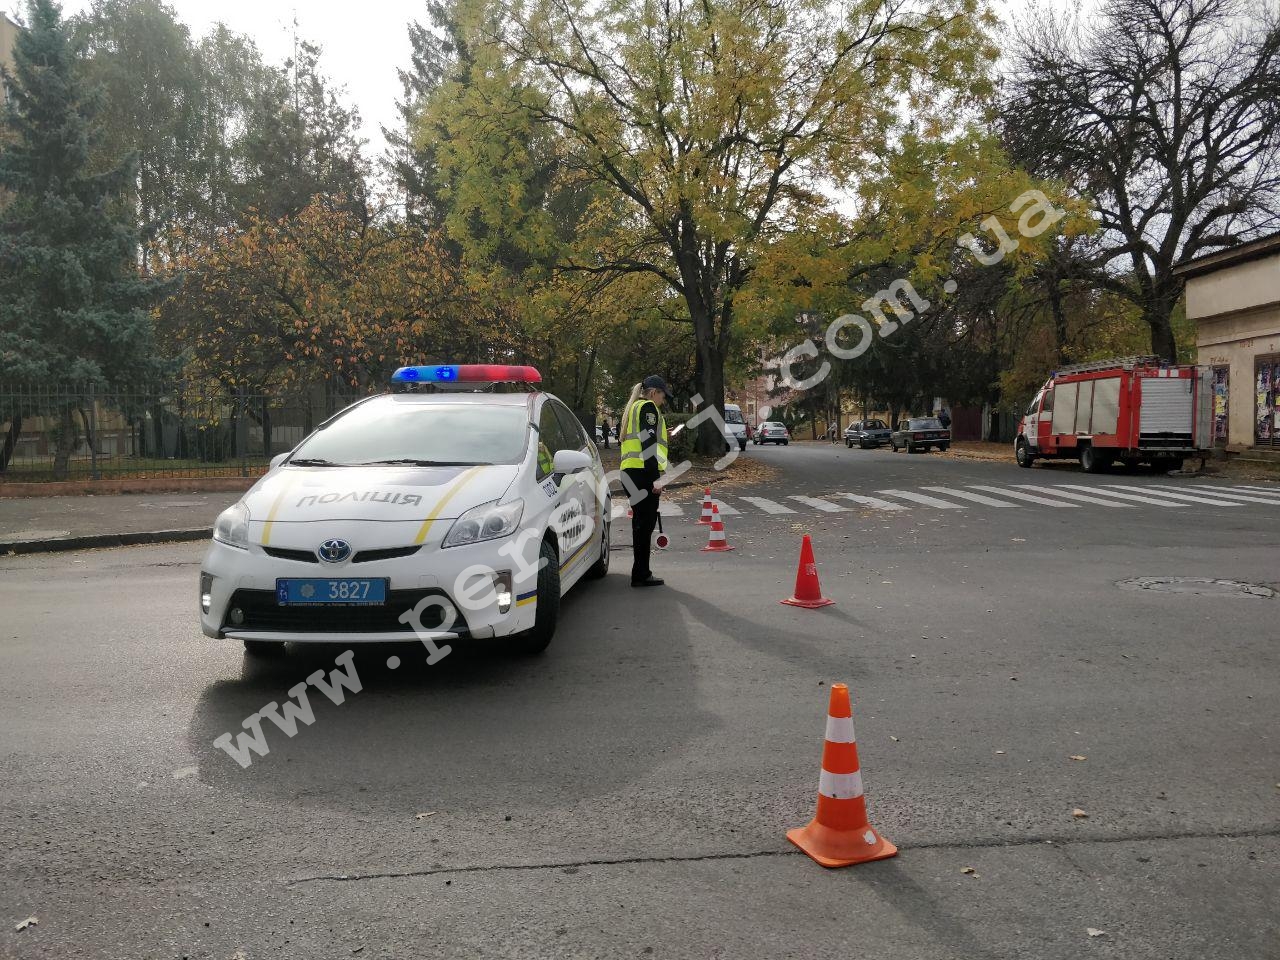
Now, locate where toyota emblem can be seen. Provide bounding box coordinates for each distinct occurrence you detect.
[317,538,352,563]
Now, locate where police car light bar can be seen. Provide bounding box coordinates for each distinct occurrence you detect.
[390,364,542,384]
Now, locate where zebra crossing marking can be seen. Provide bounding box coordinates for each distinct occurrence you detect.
[1054,484,1187,507]
[919,486,1018,508]
[876,489,967,509]
[1100,484,1242,507]
[965,485,1080,508]
[832,492,910,511]
[789,495,849,513]
[1010,484,1133,508]
[1157,486,1280,505]
[739,496,796,515]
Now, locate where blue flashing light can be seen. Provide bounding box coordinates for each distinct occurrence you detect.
[391,365,458,383]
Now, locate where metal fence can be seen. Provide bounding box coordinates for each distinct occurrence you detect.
[0,384,369,483]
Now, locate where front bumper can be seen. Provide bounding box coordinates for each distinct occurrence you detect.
[199,530,541,643]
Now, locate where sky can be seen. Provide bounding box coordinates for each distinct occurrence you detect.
[6,0,424,161]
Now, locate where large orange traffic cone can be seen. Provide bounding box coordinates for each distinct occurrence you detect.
[701,503,735,552]
[787,682,897,868]
[780,534,834,608]
[698,488,715,524]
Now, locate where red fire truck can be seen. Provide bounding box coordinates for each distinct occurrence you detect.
[1015,356,1213,473]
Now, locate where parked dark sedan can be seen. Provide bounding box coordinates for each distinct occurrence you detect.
[844,418,892,449]
[890,417,951,453]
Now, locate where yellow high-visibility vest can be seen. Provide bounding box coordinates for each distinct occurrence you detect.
[619,399,668,472]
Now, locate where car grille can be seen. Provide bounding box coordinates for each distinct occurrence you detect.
[223,588,468,635]
[262,547,318,563]
[260,545,422,564]
[353,546,421,563]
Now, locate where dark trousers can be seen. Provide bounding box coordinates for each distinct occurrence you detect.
[629,483,659,582]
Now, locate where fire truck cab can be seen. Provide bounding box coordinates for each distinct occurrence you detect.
[1015,356,1213,473]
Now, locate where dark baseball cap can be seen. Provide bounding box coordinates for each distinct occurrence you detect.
[642,375,674,398]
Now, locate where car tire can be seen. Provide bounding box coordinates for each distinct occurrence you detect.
[1015,438,1035,468]
[1079,445,1109,474]
[782,440,789,446]
[738,440,746,451]
[513,537,560,655]
[243,639,285,657]
[907,442,918,453]
[585,517,610,579]
[938,442,949,452]
[846,440,853,448]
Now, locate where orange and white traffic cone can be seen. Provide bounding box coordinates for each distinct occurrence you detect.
[787,682,897,868]
[701,503,735,552]
[698,488,714,524]
[780,534,834,608]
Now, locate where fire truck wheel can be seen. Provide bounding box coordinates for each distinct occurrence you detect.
[1016,439,1034,468]
[1079,445,1110,474]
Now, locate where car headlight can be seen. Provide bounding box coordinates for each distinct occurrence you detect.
[442,499,524,548]
[213,502,250,549]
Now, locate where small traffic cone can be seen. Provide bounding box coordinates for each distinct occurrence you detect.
[698,488,714,524]
[780,534,834,608]
[701,503,735,552]
[787,682,897,868]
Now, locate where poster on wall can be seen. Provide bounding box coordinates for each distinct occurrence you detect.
[1259,362,1275,443]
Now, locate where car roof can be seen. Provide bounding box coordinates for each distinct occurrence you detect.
[365,391,537,408]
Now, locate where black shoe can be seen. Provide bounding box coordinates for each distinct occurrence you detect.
[631,575,665,587]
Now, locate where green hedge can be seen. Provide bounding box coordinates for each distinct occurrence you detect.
[664,412,696,463]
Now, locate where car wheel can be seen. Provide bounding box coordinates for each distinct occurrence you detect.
[1079,445,1109,474]
[846,440,853,448]
[907,442,918,453]
[1015,438,1035,468]
[938,442,949,452]
[782,439,789,446]
[512,537,560,654]
[243,639,285,657]
[738,440,746,451]
[585,517,610,579]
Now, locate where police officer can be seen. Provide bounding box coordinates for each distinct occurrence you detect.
[620,375,671,587]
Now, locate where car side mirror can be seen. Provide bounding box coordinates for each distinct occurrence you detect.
[552,449,592,476]
[269,452,290,470]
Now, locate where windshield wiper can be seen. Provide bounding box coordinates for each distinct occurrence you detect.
[359,458,492,467]
[288,458,345,467]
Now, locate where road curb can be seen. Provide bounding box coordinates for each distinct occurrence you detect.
[1,527,211,556]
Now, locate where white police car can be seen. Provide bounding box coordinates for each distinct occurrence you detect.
[200,365,610,656]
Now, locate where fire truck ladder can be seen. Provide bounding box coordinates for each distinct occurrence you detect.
[1053,356,1165,376]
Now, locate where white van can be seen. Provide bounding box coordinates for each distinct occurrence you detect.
[723,403,747,451]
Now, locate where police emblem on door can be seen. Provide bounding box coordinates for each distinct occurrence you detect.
[317,538,352,563]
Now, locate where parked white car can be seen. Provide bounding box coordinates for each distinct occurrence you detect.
[200,365,610,657]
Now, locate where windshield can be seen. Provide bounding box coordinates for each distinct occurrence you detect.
[866,420,886,429]
[291,399,530,466]
[724,408,745,424]
[910,418,944,429]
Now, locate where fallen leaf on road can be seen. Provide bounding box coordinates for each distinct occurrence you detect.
[15,917,37,932]
[995,750,1005,755]
[1072,808,1088,818]
[961,867,976,875]
[1069,755,1087,761]
[414,812,437,820]
[1087,928,1106,937]
[890,736,899,742]
[172,766,199,779]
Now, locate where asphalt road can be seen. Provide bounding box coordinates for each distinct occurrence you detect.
[2,444,1278,959]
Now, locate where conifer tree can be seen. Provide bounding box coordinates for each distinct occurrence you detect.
[0,0,161,475]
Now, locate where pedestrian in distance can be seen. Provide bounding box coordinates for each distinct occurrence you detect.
[939,407,952,429]
[620,375,672,587]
